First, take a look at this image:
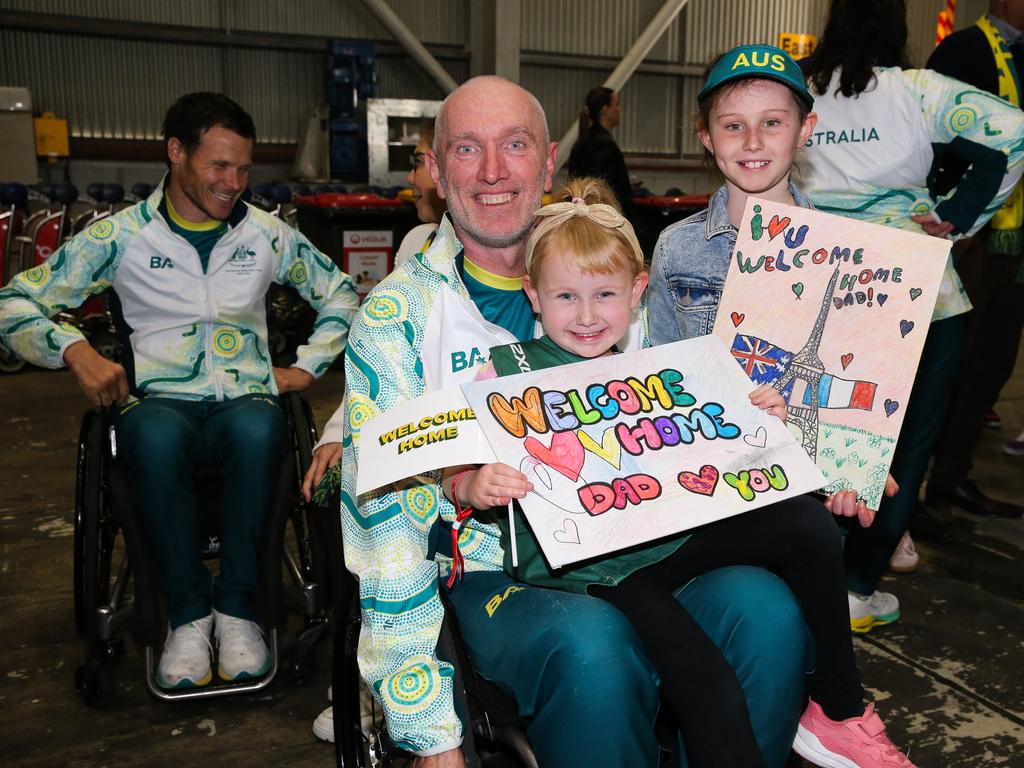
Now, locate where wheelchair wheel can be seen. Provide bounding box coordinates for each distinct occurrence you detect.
[0,341,25,373]
[74,634,125,709]
[73,410,120,640]
[75,658,117,708]
[74,411,110,634]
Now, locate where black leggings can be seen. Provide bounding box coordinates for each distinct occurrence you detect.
[593,494,863,768]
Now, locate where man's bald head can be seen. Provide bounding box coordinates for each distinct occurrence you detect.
[433,76,550,160]
[426,77,557,260]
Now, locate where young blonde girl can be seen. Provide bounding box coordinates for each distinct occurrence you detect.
[446,161,914,766]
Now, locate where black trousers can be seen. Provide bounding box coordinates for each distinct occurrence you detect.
[929,231,1024,497]
[594,495,863,768]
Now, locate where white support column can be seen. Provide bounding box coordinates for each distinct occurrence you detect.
[360,0,458,94]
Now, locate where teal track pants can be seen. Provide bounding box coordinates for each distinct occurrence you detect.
[445,566,813,768]
[114,394,287,627]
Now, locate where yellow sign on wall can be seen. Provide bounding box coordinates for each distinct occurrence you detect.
[779,33,817,60]
[34,112,69,158]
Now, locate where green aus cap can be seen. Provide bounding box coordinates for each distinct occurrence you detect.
[698,44,814,110]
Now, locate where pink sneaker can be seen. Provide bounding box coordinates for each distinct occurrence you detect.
[793,700,916,767]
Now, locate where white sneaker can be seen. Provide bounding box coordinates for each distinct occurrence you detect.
[213,609,270,680]
[314,682,379,743]
[359,680,380,734]
[888,532,919,574]
[849,590,900,634]
[157,613,214,689]
[313,705,334,743]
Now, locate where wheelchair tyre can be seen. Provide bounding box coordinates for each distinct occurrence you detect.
[288,643,318,683]
[75,658,117,709]
[73,410,118,639]
[74,410,103,635]
[0,342,25,373]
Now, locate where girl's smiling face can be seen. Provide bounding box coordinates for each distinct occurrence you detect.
[524,248,647,358]
[699,79,816,201]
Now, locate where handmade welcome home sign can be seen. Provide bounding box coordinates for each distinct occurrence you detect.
[461,336,825,569]
[357,386,495,494]
[711,198,949,509]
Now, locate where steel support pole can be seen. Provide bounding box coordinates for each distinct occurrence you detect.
[554,0,691,172]
[359,0,459,95]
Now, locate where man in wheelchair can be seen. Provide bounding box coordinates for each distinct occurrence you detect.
[0,92,358,690]
[314,77,814,767]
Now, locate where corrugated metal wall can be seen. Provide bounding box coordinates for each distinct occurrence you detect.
[0,0,467,43]
[0,0,467,143]
[522,0,682,61]
[0,0,965,156]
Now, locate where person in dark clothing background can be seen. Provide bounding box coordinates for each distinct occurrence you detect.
[567,86,633,214]
[922,0,1024,524]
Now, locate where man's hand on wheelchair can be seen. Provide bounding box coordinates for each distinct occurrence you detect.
[64,340,129,407]
[413,749,466,768]
[302,442,342,502]
[273,366,314,394]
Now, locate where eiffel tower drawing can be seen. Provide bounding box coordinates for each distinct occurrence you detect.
[775,267,841,460]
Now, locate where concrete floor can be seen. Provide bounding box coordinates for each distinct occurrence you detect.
[0,359,1021,768]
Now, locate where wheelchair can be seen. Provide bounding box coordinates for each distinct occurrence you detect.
[73,391,331,707]
[323,499,538,768]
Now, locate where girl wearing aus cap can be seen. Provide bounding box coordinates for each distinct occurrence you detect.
[800,0,1024,626]
[445,174,914,768]
[647,45,917,768]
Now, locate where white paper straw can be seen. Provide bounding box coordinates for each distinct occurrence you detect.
[508,502,518,567]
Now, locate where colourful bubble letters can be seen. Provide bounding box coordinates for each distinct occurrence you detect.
[615,403,741,457]
[722,465,790,501]
[578,473,662,516]
[487,369,696,439]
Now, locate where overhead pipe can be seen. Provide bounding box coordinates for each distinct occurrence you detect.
[554,0,691,172]
[359,0,459,95]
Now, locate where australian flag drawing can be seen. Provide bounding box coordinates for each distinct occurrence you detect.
[730,334,791,385]
[730,334,877,411]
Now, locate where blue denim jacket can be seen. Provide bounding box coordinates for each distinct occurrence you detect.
[647,183,814,345]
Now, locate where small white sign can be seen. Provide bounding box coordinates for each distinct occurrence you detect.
[344,230,394,295]
[357,386,496,495]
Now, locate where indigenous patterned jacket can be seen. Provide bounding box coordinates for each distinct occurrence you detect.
[0,182,357,399]
[797,67,1024,321]
[339,215,643,755]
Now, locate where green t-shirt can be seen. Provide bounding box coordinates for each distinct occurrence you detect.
[488,335,689,595]
[457,253,535,342]
[158,195,229,273]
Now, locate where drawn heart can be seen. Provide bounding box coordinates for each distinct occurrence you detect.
[840,353,854,370]
[792,282,804,299]
[876,293,888,307]
[524,459,553,490]
[553,518,580,544]
[899,319,914,338]
[677,465,719,496]
[524,432,585,482]
[520,458,586,515]
[730,312,744,327]
[766,215,791,240]
[884,399,899,417]
[909,288,922,301]
[743,426,767,448]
